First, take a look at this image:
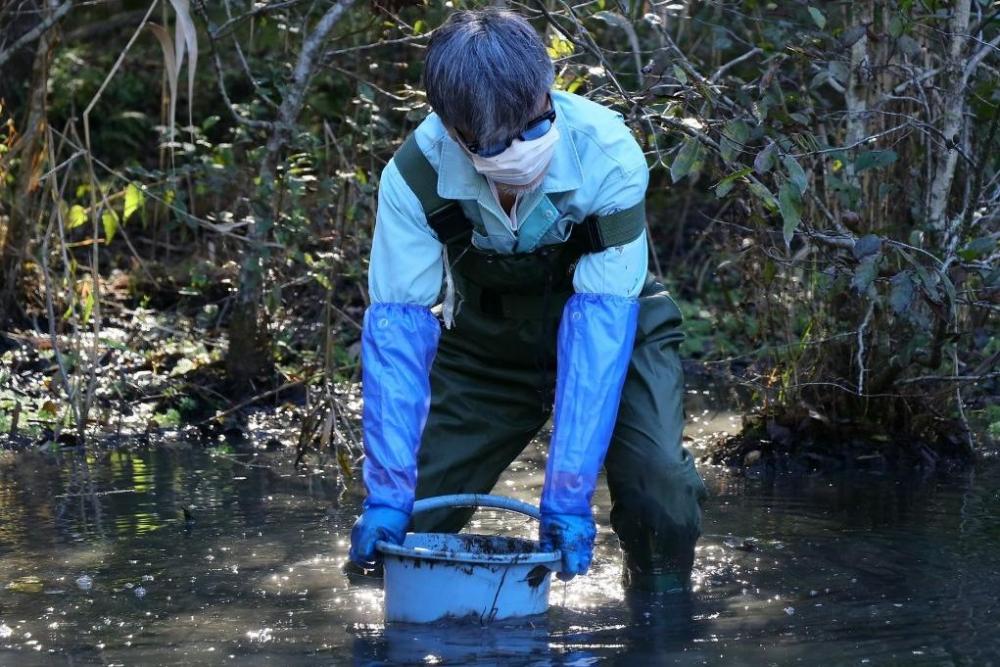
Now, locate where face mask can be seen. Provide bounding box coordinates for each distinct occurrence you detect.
[466,123,560,187]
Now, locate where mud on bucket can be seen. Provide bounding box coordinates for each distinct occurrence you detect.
[375,494,561,624]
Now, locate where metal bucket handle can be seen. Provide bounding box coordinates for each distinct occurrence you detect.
[375,494,560,566]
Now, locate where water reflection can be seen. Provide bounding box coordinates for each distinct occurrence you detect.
[0,423,998,664]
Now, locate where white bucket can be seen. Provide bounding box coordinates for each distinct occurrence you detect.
[376,494,561,624]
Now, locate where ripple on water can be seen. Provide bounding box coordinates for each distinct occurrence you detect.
[0,439,998,664]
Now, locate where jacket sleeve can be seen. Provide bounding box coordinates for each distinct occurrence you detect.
[362,156,443,514]
[541,149,648,517]
[572,155,650,298]
[369,157,444,307]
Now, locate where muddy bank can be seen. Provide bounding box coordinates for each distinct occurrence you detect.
[703,413,984,476]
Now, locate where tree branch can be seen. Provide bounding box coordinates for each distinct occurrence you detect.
[0,0,72,69]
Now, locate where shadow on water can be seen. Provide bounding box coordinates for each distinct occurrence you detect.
[1,390,998,665]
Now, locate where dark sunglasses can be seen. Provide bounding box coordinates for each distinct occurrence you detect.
[458,97,557,158]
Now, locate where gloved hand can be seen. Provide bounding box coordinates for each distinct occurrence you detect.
[349,506,410,566]
[539,512,596,581]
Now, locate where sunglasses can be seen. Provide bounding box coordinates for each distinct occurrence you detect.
[457,96,557,158]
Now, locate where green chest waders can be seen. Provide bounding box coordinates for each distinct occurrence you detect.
[391,135,707,591]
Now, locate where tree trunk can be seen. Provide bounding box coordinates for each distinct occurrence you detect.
[927,0,971,232]
[225,0,357,388]
[844,0,877,229]
[0,12,55,325]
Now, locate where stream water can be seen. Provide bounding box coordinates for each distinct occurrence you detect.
[1,395,998,665]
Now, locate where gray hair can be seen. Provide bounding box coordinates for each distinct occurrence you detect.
[424,9,554,148]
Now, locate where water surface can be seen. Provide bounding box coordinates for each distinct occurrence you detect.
[1,401,998,665]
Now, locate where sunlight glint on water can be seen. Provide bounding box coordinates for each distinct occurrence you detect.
[0,398,998,665]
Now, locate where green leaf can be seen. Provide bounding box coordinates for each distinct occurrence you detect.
[842,25,867,49]
[763,259,777,284]
[313,272,332,290]
[754,142,777,174]
[413,19,426,35]
[547,34,574,59]
[851,255,880,295]
[673,64,688,84]
[890,271,914,314]
[720,120,750,164]
[714,167,753,198]
[671,137,703,183]
[888,15,905,38]
[855,149,898,173]
[828,61,850,86]
[102,209,120,244]
[67,205,88,229]
[940,271,958,308]
[898,34,921,56]
[749,181,777,209]
[357,82,376,102]
[782,155,809,194]
[81,286,95,324]
[810,69,831,90]
[778,182,802,246]
[853,234,882,259]
[808,6,827,29]
[911,260,942,304]
[123,183,144,222]
[958,236,996,261]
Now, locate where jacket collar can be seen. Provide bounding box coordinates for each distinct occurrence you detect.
[435,112,583,201]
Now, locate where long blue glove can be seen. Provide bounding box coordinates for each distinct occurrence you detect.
[350,506,410,565]
[539,513,597,581]
[540,293,639,577]
[350,303,439,565]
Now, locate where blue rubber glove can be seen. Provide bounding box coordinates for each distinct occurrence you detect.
[360,303,439,513]
[542,293,639,516]
[349,505,411,566]
[539,512,597,580]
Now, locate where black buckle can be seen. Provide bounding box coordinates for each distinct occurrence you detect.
[428,204,473,244]
[572,215,605,253]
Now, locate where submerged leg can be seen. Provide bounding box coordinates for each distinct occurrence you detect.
[604,281,708,592]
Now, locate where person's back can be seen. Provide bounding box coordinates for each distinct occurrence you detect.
[349,7,706,593]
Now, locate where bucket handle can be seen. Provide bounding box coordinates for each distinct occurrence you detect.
[410,493,542,520]
[375,494,560,568]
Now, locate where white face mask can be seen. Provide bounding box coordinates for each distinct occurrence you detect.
[466,123,560,187]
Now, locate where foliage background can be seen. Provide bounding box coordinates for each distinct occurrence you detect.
[0,0,997,462]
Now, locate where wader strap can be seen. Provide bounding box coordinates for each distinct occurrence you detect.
[570,200,647,252]
[394,134,472,244]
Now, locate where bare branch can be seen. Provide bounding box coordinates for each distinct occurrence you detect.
[710,47,763,83]
[0,0,71,69]
[194,1,277,130]
[856,299,875,397]
[209,0,315,40]
[963,32,1000,82]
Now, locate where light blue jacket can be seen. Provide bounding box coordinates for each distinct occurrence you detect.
[369,89,649,304]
